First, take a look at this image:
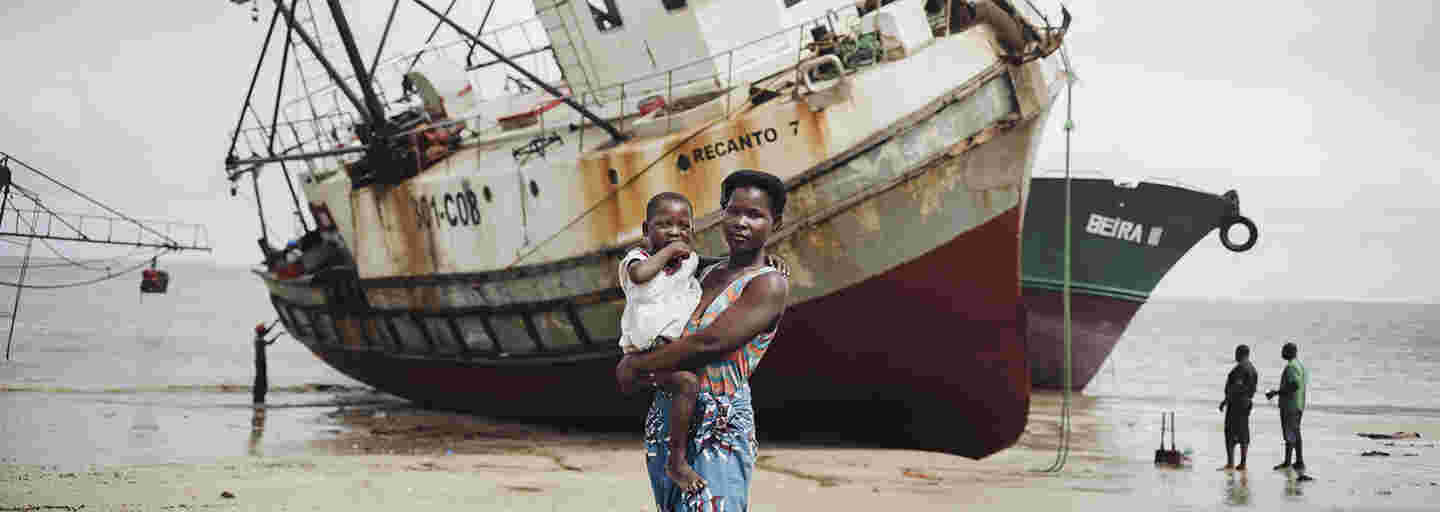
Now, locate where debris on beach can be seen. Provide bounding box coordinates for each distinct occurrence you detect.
[221,490,236,498]
[902,469,942,481]
[1361,450,1391,457]
[1357,432,1422,440]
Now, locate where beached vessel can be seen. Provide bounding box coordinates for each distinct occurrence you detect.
[1020,173,1259,391]
[225,0,1071,459]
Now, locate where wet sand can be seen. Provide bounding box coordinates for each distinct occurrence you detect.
[3,390,1438,511]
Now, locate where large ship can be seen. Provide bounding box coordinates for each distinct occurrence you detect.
[1020,172,1259,390]
[225,0,1071,459]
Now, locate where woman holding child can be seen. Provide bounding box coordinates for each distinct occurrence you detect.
[615,169,792,511]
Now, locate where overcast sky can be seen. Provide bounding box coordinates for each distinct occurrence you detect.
[2,0,1436,302]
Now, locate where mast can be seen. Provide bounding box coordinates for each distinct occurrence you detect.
[229,0,629,171]
[325,0,390,133]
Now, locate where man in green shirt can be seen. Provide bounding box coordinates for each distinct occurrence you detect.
[1265,342,1311,480]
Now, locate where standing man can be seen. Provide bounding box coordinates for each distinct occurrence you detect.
[1219,344,1258,471]
[253,321,282,405]
[1265,341,1311,480]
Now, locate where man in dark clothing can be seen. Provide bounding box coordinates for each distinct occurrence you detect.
[1266,342,1311,480]
[1219,344,1258,470]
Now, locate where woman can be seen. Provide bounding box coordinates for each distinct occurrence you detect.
[616,169,791,511]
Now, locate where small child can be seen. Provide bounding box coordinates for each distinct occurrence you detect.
[619,191,706,493]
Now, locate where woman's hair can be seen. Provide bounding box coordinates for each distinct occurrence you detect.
[720,169,787,219]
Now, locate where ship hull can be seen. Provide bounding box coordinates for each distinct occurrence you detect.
[290,205,1027,458]
[267,102,1056,459]
[1020,176,1251,390]
[261,23,1070,459]
[1022,287,1140,390]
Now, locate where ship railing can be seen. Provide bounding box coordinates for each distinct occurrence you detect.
[232,14,560,173]
[418,6,876,160]
[0,207,213,251]
[268,6,872,167]
[235,3,930,171]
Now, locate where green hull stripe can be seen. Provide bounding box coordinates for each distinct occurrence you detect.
[1021,276,1149,303]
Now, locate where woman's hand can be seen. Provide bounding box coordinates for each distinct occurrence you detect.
[615,354,656,395]
[765,254,792,277]
[616,355,639,394]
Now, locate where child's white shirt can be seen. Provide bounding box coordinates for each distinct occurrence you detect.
[618,247,702,353]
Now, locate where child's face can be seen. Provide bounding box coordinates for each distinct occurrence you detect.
[644,199,693,250]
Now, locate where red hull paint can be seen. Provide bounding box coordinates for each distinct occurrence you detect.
[298,207,1028,459]
[755,206,1028,459]
[1022,288,1141,391]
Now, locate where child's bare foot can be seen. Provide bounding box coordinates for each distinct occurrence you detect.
[1235,463,1247,471]
[667,459,706,493]
[1217,464,1234,471]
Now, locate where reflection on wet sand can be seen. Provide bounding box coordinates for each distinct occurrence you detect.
[249,407,266,456]
[1223,470,1250,506]
[129,403,161,449]
[1284,474,1304,500]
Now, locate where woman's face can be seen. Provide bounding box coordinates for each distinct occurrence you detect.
[722,186,777,253]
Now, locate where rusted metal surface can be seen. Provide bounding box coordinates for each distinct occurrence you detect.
[289,59,1062,318]
[253,2,1075,460]
[303,25,1049,289]
[266,92,1060,361]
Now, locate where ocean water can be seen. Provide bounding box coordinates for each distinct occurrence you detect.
[0,259,359,390]
[1,260,1437,508]
[1086,298,1440,415]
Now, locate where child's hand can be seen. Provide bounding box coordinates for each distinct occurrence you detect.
[662,241,693,263]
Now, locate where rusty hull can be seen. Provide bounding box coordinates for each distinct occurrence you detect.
[267,22,1069,458]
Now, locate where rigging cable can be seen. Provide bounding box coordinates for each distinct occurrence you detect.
[264,5,312,234]
[3,236,32,360]
[0,240,159,272]
[406,0,460,75]
[0,212,170,288]
[0,250,171,290]
[227,167,292,244]
[2,186,167,271]
[226,6,284,163]
[6,184,89,243]
[0,154,181,248]
[1038,39,1078,473]
[464,0,500,69]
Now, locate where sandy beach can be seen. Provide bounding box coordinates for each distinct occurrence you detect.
[4,390,1437,511]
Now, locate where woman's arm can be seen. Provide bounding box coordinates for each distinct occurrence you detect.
[620,272,788,378]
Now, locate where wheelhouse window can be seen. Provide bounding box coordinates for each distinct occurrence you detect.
[662,0,687,10]
[587,0,623,31]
